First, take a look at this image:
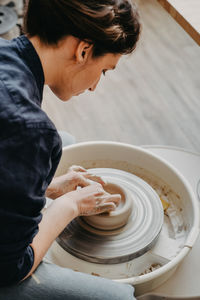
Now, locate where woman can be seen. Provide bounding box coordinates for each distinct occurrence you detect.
[0,0,140,298]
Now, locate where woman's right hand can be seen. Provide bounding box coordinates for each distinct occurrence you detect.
[66,183,121,217]
[26,183,121,281]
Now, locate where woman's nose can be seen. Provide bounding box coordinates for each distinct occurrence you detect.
[89,79,100,92]
[88,84,97,92]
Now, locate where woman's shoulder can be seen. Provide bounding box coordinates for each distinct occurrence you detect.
[0,35,45,119]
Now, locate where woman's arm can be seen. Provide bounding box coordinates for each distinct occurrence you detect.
[23,183,121,280]
[23,194,77,280]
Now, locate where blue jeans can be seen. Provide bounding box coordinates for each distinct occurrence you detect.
[0,260,135,300]
[0,132,136,299]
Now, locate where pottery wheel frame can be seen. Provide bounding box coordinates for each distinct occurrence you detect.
[57,168,164,264]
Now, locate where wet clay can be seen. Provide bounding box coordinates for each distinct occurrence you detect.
[83,182,133,230]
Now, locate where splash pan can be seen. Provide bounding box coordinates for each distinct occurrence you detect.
[46,142,199,295]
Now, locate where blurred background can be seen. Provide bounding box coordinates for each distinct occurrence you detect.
[1,0,200,151]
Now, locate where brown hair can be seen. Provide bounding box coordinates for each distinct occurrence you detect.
[23,0,140,57]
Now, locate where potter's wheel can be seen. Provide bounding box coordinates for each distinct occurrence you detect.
[57,168,164,264]
[47,143,199,295]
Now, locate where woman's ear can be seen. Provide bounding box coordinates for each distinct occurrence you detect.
[75,41,93,64]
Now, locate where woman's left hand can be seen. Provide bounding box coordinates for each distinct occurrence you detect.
[45,165,106,199]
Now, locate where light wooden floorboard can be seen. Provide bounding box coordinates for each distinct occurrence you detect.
[42,0,200,152]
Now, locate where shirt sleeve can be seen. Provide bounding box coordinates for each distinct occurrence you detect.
[0,126,62,286]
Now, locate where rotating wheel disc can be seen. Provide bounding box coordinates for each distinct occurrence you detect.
[57,168,164,264]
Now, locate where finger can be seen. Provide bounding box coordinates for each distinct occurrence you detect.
[84,173,106,185]
[96,202,117,214]
[94,188,105,196]
[96,194,121,205]
[77,176,91,188]
[103,194,121,206]
[69,165,87,173]
[81,183,104,196]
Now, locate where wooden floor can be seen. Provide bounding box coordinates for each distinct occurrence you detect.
[42,0,200,152]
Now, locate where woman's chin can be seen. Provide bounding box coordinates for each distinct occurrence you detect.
[49,86,72,101]
[75,90,85,96]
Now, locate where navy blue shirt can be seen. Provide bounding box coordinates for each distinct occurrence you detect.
[0,35,62,286]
